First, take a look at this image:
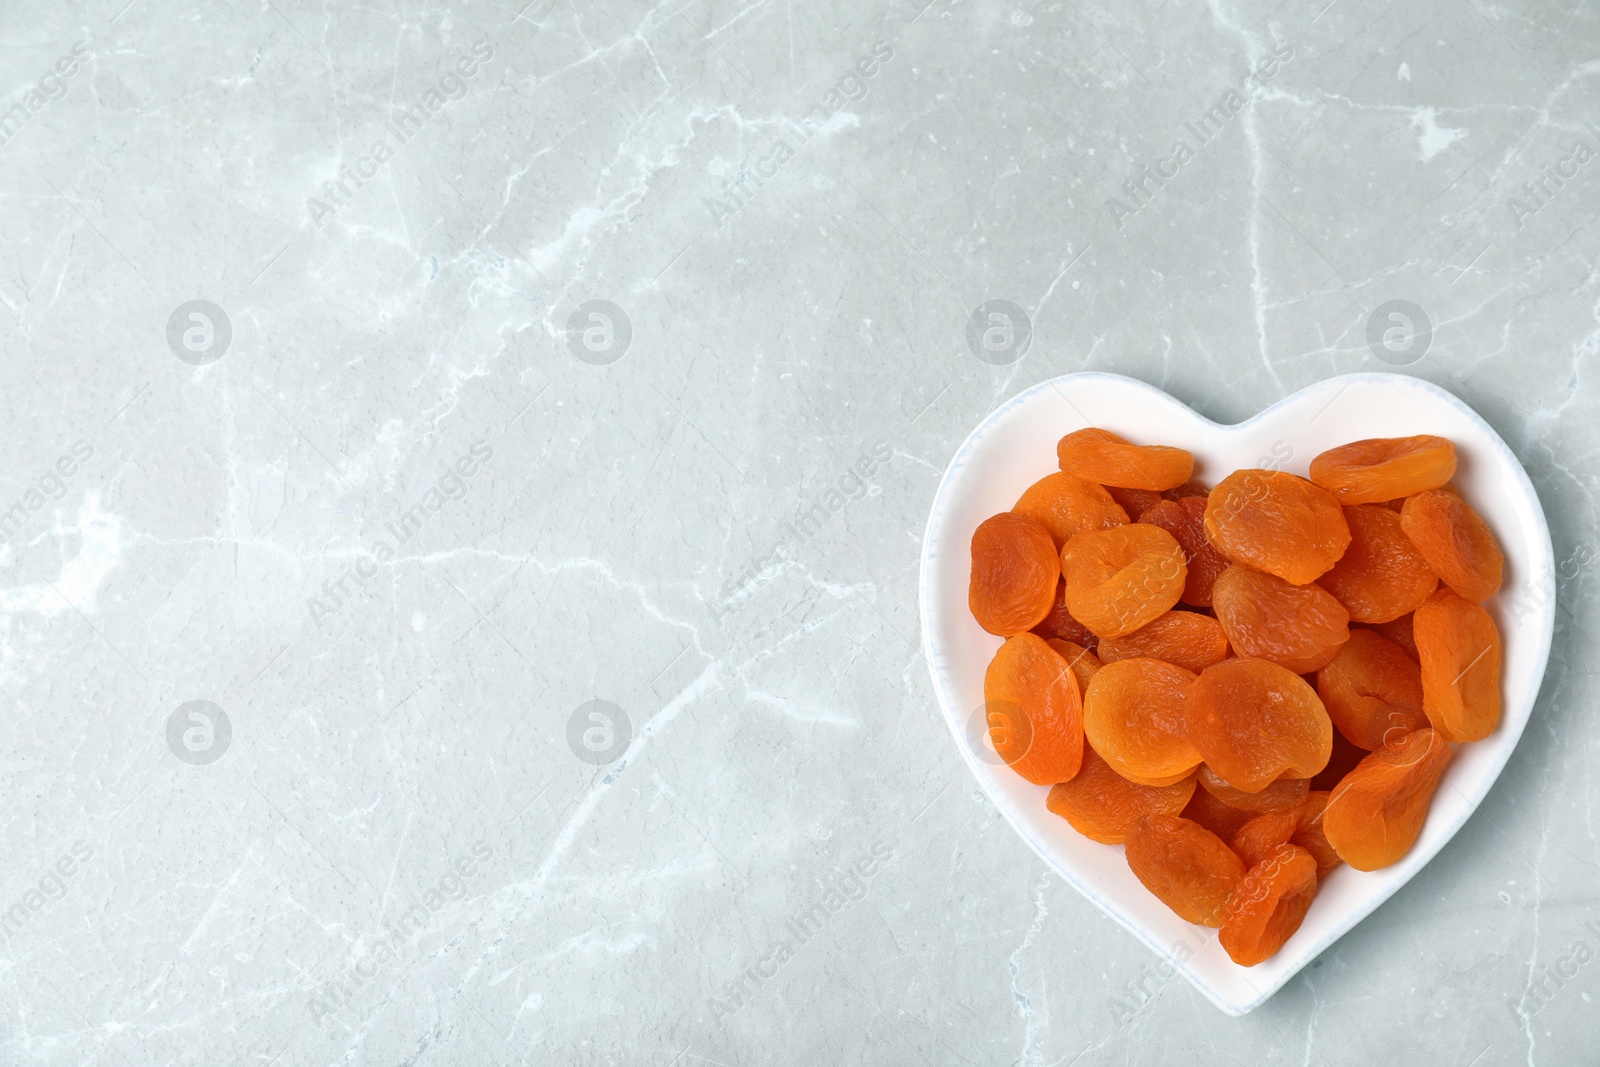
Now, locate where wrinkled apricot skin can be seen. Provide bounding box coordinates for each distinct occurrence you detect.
[1106,485,1164,521]
[1317,505,1438,623]
[1083,659,1202,786]
[1197,766,1309,814]
[970,513,1061,636]
[1187,658,1333,792]
[1316,629,1429,751]
[1211,564,1350,673]
[1205,470,1351,585]
[1060,524,1187,639]
[1044,638,1103,694]
[1310,731,1367,792]
[1288,792,1341,878]
[1097,610,1229,673]
[1414,590,1503,743]
[1057,428,1194,491]
[1400,490,1504,601]
[1323,728,1452,870]
[1219,844,1319,966]
[1125,815,1247,927]
[1363,614,1418,660]
[1032,579,1098,648]
[1047,747,1196,844]
[983,634,1084,786]
[1140,497,1231,606]
[1181,786,1257,842]
[1309,436,1458,505]
[1013,472,1129,547]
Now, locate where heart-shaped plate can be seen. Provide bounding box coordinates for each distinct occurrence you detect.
[919,372,1555,1015]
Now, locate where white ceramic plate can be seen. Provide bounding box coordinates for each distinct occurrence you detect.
[919,372,1555,1015]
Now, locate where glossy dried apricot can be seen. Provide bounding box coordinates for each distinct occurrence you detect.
[1180,785,1257,842]
[1219,844,1319,966]
[1317,505,1438,623]
[1197,766,1309,814]
[1105,485,1163,521]
[1125,815,1247,927]
[1316,629,1428,751]
[1309,436,1457,505]
[1164,481,1211,501]
[1044,637,1102,695]
[1400,490,1504,601]
[1229,809,1302,868]
[1362,613,1418,660]
[1205,470,1351,585]
[1056,428,1194,491]
[969,513,1060,636]
[1310,730,1366,792]
[1414,590,1502,743]
[1046,746,1196,844]
[1140,497,1231,607]
[1097,610,1229,673]
[1288,792,1341,878]
[1083,659,1202,786]
[1187,658,1332,792]
[1012,471,1128,547]
[1031,579,1097,648]
[1059,524,1187,638]
[1211,564,1350,673]
[983,634,1084,785]
[1323,728,1451,870]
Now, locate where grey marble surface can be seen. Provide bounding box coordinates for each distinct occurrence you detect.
[1,0,1597,1064]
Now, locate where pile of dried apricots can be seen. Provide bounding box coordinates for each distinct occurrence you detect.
[970,429,1504,966]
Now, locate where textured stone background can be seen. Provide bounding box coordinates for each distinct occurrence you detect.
[0,0,1596,1064]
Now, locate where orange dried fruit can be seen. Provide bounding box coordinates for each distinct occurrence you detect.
[1105,485,1164,521]
[1163,481,1211,501]
[1414,590,1503,743]
[1229,809,1302,868]
[1288,792,1341,878]
[1205,470,1351,584]
[1219,844,1319,966]
[1211,564,1350,673]
[1125,815,1247,927]
[1044,637,1103,694]
[1323,728,1451,870]
[983,634,1084,785]
[1187,658,1333,792]
[1012,471,1128,547]
[1362,613,1418,660]
[1056,428,1194,491]
[969,513,1060,636]
[1059,524,1187,638]
[1031,579,1097,649]
[1140,497,1231,607]
[1083,659,1202,786]
[1309,436,1458,505]
[1317,505,1438,623]
[1309,730,1366,792]
[1046,746,1196,844]
[1400,490,1504,601]
[1316,629,1428,751]
[1197,766,1309,814]
[1097,610,1229,673]
[1180,785,1257,842]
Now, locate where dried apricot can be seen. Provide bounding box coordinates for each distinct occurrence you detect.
[1083,659,1202,786]
[1012,471,1128,547]
[1316,629,1429,751]
[1309,436,1458,505]
[1031,579,1097,648]
[1197,766,1309,814]
[1414,590,1502,743]
[1097,610,1229,673]
[1323,728,1451,870]
[1187,658,1332,792]
[1230,809,1302,868]
[1125,815,1247,927]
[1180,786,1257,842]
[1140,497,1231,607]
[1056,428,1194,491]
[1059,524,1187,638]
[1105,485,1163,520]
[1044,637,1103,694]
[1288,792,1341,878]
[1310,730,1366,792]
[970,513,1060,636]
[1046,746,1196,844]
[1400,490,1504,601]
[1164,481,1211,501]
[1205,470,1351,584]
[1219,844,1319,966]
[1211,564,1350,673]
[1362,613,1418,660]
[1317,505,1438,623]
[983,634,1084,785]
